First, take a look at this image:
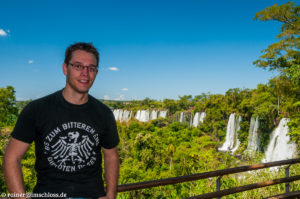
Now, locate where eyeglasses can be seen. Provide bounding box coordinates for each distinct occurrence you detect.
[69,63,98,73]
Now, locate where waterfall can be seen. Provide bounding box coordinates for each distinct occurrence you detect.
[189,113,193,127]
[199,112,206,123]
[218,113,241,153]
[192,112,200,127]
[231,115,241,153]
[135,110,141,120]
[179,112,185,123]
[158,111,168,118]
[247,117,260,152]
[150,110,158,120]
[113,109,120,120]
[192,112,206,127]
[135,110,167,121]
[118,109,124,121]
[140,110,150,122]
[262,118,297,163]
[113,109,123,121]
[122,110,132,122]
[113,109,131,122]
[135,110,150,122]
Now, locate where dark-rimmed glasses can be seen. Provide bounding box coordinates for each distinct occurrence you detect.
[69,63,98,73]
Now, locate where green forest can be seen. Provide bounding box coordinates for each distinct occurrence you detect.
[0,2,299,198]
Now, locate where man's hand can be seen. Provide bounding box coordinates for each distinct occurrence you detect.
[102,147,119,199]
[3,138,31,199]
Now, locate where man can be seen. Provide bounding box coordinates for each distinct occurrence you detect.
[3,42,119,199]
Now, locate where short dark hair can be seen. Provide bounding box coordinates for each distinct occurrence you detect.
[64,42,99,66]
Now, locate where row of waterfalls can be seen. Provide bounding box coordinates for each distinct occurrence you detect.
[217,113,297,162]
[113,109,168,123]
[113,109,298,162]
[113,109,206,127]
[136,110,168,122]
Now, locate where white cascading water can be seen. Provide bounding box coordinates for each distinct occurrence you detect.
[179,112,185,123]
[113,109,131,122]
[247,117,260,152]
[199,112,206,123]
[158,111,168,118]
[113,109,120,121]
[118,109,124,121]
[189,113,193,126]
[136,110,150,122]
[231,116,241,153]
[192,112,206,127]
[192,112,200,127]
[262,118,297,163]
[122,110,132,122]
[189,113,193,127]
[218,113,241,153]
[135,110,167,121]
[150,110,158,120]
[113,109,123,121]
[135,110,141,120]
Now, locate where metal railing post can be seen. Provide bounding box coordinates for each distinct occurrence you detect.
[285,165,291,193]
[216,176,222,199]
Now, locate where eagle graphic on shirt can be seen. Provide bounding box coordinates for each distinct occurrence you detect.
[51,131,95,165]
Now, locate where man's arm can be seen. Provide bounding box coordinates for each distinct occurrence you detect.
[3,138,31,199]
[101,147,119,199]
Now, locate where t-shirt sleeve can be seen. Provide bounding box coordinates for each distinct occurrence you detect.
[100,108,119,149]
[11,102,37,144]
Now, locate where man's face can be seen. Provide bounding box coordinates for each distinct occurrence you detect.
[63,50,98,94]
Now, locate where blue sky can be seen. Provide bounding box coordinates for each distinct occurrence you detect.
[0,0,289,101]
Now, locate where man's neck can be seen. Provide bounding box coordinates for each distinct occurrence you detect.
[62,87,89,105]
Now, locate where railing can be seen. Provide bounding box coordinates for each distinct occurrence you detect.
[117,158,300,198]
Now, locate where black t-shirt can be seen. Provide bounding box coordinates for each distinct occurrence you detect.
[11,90,119,198]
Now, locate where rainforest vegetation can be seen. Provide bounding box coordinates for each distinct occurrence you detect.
[0,1,299,198]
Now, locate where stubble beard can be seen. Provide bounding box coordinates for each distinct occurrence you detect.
[66,75,93,95]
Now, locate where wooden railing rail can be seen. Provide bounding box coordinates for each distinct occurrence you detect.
[118,158,300,192]
[185,175,300,199]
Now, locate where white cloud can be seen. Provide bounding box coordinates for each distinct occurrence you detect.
[0,29,7,36]
[28,60,34,64]
[7,29,10,33]
[108,67,119,71]
[121,88,128,91]
[104,95,110,100]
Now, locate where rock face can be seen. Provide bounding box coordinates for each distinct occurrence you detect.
[262,118,297,163]
[218,113,241,154]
